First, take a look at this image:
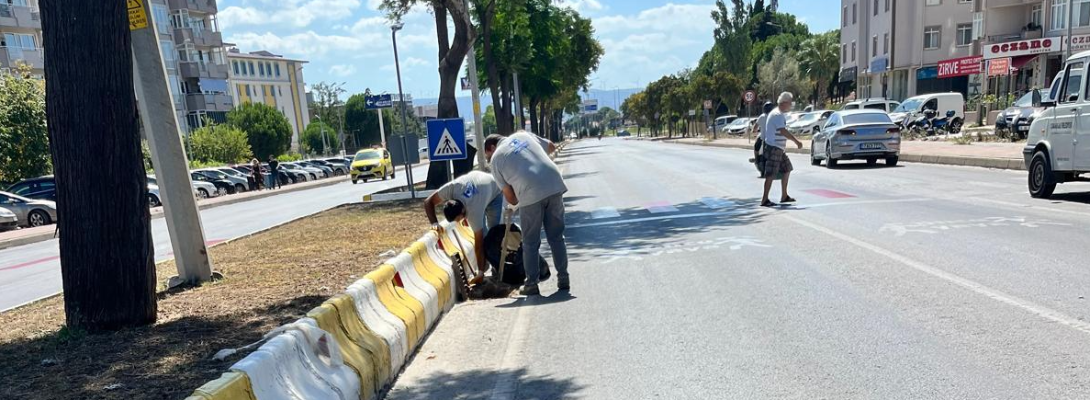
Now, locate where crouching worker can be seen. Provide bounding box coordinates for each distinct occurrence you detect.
[424,170,503,274]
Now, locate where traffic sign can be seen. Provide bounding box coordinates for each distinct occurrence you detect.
[703,100,713,110]
[365,94,394,110]
[688,109,697,116]
[426,118,467,161]
[743,90,756,104]
[583,99,598,114]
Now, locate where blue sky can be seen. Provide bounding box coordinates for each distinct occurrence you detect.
[218,0,839,98]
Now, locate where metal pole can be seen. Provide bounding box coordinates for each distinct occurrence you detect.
[466,44,487,169]
[1069,0,1075,60]
[131,3,213,285]
[513,72,524,131]
[392,25,416,198]
[377,108,386,148]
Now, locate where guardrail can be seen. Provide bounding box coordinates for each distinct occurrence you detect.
[184,220,476,399]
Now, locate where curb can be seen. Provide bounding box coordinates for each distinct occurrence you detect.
[664,139,1026,171]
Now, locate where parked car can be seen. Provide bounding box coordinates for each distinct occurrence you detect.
[7,176,56,201]
[322,158,351,175]
[996,81,1060,141]
[146,175,221,199]
[302,160,336,177]
[841,98,901,113]
[195,169,248,193]
[282,162,322,181]
[419,147,430,159]
[276,164,309,184]
[0,207,17,231]
[714,115,739,132]
[785,111,806,125]
[788,110,835,136]
[218,167,255,181]
[722,117,752,136]
[617,129,631,137]
[888,92,965,132]
[0,191,56,228]
[190,172,237,195]
[350,148,395,184]
[810,110,901,168]
[147,184,162,207]
[1024,50,1090,198]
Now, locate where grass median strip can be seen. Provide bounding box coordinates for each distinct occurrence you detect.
[0,200,426,400]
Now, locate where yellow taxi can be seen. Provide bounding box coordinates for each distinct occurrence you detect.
[350,148,394,184]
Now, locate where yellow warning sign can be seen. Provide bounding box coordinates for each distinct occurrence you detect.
[128,0,148,30]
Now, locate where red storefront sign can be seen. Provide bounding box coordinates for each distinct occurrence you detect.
[937,55,983,78]
[984,37,1062,59]
[987,58,1011,77]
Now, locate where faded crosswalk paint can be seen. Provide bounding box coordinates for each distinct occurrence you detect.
[646,201,679,214]
[590,207,620,219]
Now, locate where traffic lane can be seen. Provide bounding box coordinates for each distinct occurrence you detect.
[0,164,429,312]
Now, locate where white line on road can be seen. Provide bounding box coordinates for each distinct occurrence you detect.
[784,214,1090,336]
[590,207,620,219]
[569,211,739,229]
[489,297,536,400]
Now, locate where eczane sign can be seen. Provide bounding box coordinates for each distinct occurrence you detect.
[984,37,1062,59]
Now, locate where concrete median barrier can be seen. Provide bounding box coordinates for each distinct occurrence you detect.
[231,321,361,400]
[184,371,257,400]
[307,297,392,398]
[387,253,440,326]
[346,278,409,373]
[366,265,427,349]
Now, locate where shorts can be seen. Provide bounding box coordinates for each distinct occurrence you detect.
[762,145,793,179]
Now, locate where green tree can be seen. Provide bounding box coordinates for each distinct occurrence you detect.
[757,47,810,102]
[691,70,745,118]
[310,81,346,132]
[188,124,253,164]
[482,105,498,135]
[0,66,50,184]
[711,0,752,77]
[344,91,390,149]
[301,120,340,155]
[227,102,292,160]
[798,30,840,106]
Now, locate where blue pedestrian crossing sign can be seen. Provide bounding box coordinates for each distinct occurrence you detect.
[426,118,467,161]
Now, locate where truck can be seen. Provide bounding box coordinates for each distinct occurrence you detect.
[1024,52,1087,198]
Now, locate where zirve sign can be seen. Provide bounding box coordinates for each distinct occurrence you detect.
[426,118,467,162]
[937,55,982,79]
[128,0,148,30]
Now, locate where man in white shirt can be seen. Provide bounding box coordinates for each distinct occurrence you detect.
[761,92,804,207]
[424,170,502,271]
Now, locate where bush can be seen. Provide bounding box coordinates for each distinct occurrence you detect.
[227,103,292,160]
[301,120,340,156]
[188,124,253,164]
[0,66,51,185]
[276,153,303,162]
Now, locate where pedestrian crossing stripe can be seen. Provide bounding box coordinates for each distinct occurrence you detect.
[434,128,463,157]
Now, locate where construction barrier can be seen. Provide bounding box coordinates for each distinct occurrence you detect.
[187,218,479,399]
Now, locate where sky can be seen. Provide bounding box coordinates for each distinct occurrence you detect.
[217,0,839,99]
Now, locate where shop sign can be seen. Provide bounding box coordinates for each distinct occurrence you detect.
[987,58,1011,77]
[985,37,1062,59]
[937,55,983,78]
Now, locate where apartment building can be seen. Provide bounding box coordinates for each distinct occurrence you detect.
[0,0,42,77]
[227,49,310,151]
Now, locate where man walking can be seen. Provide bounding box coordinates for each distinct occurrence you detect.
[761,92,803,207]
[750,101,775,179]
[423,170,503,274]
[268,156,281,189]
[484,131,567,296]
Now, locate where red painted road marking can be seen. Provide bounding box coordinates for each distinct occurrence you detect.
[0,256,60,272]
[804,189,856,199]
[646,201,678,214]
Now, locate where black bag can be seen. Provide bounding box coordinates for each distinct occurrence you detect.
[483,223,549,286]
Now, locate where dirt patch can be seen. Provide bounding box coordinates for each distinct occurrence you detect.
[0,200,427,400]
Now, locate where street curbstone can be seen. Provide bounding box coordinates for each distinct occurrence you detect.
[184,371,257,400]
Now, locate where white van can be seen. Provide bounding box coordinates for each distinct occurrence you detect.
[713,115,738,132]
[888,92,965,131]
[1024,50,1090,198]
[841,98,900,112]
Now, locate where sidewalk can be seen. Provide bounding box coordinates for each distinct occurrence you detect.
[663,137,1027,171]
[0,175,349,251]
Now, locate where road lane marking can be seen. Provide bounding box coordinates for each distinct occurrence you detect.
[489,294,536,400]
[700,197,736,209]
[598,237,771,264]
[645,201,678,214]
[590,207,620,219]
[0,255,59,272]
[879,216,1071,236]
[569,211,739,229]
[784,214,1090,336]
[804,189,856,199]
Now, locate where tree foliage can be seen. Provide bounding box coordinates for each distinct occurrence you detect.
[227,102,292,160]
[188,124,253,164]
[711,0,752,77]
[0,67,50,184]
[757,47,810,101]
[344,91,394,149]
[301,120,340,155]
[798,30,840,106]
[310,81,347,132]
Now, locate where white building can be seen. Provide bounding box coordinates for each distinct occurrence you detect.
[226,49,310,151]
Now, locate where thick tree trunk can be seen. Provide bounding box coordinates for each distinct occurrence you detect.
[42,0,156,330]
[426,0,475,189]
[499,77,513,133]
[479,0,512,135]
[527,97,539,135]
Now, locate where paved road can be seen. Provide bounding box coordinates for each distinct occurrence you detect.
[0,165,429,312]
[388,138,1090,399]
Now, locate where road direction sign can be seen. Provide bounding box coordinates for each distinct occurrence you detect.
[365,94,394,110]
[688,109,697,116]
[583,99,599,114]
[426,118,468,161]
[744,90,756,104]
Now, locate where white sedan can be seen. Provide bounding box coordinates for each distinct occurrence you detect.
[788,110,834,136]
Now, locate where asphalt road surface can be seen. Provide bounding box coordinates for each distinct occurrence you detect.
[388,138,1090,399]
[0,164,429,312]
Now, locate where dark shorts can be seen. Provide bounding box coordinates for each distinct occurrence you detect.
[763,145,793,179]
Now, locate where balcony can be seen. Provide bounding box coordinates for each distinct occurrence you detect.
[987,29,1042,44]
[173,27,223,48]
[986,0,1041,9]
[167,0,217,14]
[0,47,44,71]
[178,60,229,79]
[185,93,233,113]
[0,4,41,29]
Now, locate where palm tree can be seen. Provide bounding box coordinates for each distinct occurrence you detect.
[799,31,840,107]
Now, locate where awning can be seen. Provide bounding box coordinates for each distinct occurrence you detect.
[198,78,228,93]
[1010,54,1037,71]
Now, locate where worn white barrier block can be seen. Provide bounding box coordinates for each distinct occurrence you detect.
[346,279,408,372]
[232,321,361,400]
[420,231,457,309]
[387,253,440,327]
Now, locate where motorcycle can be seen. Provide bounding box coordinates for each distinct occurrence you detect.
[904,110,934,137]
[926,110,950,136]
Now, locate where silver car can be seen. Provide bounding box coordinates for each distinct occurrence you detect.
[0,190,58,228]
[0,207,19,230]
[196,169,248,193]
[788,110,834,136]
[810,110,901,168]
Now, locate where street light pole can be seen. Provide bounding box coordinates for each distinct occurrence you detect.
[392,23,416,198]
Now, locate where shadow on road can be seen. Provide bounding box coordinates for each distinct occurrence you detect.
[494,291,577,309]
[385,367,585,400]
[821,162,904,170]
[1047,191,1090,206]
[561,171,598,180]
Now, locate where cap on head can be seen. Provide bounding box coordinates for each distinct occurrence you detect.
[762,101,775,114]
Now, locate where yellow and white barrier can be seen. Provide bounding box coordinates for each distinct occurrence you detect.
[231,321,361,400]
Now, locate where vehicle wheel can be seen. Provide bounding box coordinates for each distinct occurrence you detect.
[867,158,877,166]
[235,183,246,193]
[311,174,318,180]
[197,188,210,199]
[886,156,899,167]
[810,146,820,166]
[1029,151,1057,198]
[28,210,50,227]
[363,178,369,183]
[949,118,963,134]
[391,169,396,179]
[812,127,820,136]
[825,144,837,168]
[148,194,161,207]
[352,178,358,184]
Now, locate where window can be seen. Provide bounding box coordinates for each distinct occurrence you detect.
[1053,0,1069,31]
[259,63,265,76]
[873,0,878,15]
[245,85,251,97]
[3,33,35,50]
[851,41,856,61]
[275,63,281,76]
[959,0,971,3]
[852,3,857,24]
[161,40,175,64]
[872,35,878,57]
[863,103,888,110]
[261,85,267,96]
[973,12,983,40]
[884,33,889,54]
[278,86,283,96]
[843,7,848,26]
[956,23,973,46]
[842,44,847,63]
[248,62,254,75]
[885,0,890,12]
[1077,0,1090,27]
[924,26,941,50]
[926,0,941,5]
[152,4,170,33]
[232,60,239,75]
[1061,62,1084,103]
[1031,4,1042,27]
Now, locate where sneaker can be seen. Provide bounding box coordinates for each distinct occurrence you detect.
[557,276,570,291]
[519,284,540,296]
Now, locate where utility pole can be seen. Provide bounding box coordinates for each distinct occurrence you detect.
[466,44,487,169]
[130,0,213,286]
[377,108,386,148]
[392,23,416,198]
[513,72,524,131]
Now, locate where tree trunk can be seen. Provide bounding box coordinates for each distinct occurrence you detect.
[426,0,475,189]
[479,0,512,135]
[527,97,539,135]
[42,0,156,330]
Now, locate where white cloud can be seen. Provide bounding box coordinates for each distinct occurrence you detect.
[557,0,605,14]
[403,57,429,67]
[329,64,357,76]
[219,0,362,29]
[225,31,384,58]
[594,3,716,35]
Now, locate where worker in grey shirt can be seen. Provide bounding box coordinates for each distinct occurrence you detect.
[484,131,568,296]
[424,170,502,272]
